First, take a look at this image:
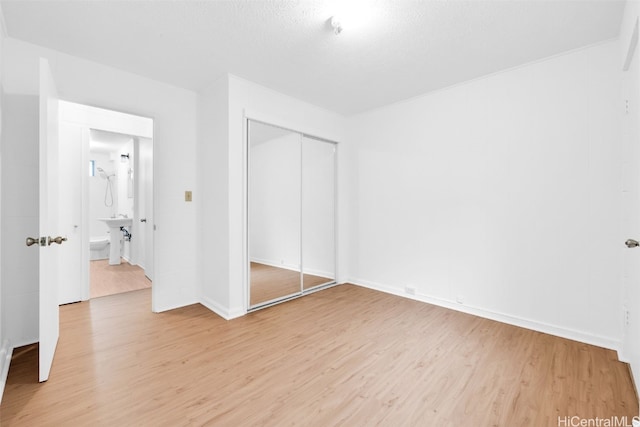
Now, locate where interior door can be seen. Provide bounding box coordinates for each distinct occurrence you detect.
[622,20,640,389]
[38,58,62,382]
[57,123,83,305]
[301,137,336,291]
[140,137,154,281]
[248,120,302,308]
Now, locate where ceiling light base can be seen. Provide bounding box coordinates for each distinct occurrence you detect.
[331,16,343,35]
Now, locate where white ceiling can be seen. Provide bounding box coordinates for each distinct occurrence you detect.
[90,129,133,154]
[0,0,626,115]
[249,120,296,147]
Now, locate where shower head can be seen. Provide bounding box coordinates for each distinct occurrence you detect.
[97,167,108,180]
[96,167,114,180]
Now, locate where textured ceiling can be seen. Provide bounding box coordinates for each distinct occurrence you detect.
[0,0,626,115]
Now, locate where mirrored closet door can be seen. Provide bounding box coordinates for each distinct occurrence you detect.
[301,136,336,291]
[248,120,336,310]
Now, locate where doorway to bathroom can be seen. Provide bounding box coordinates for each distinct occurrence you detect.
[57,101,154,304]
[88,130,153,298]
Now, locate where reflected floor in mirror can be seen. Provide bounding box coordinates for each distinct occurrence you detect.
[91,258,151,299]
[250,262,332,306]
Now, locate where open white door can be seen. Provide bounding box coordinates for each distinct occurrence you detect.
[622,20,640,390]
[38,58,62,382]
[140,137,154,281]
[57,123,84,305]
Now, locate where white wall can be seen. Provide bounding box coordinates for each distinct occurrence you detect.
[1,36,199,330]
[117,139,134,218]
[199,74,347,318]
[1,94,38,346]
[89,150,116,237]
[198,75,230,317]
[347,40,622,351]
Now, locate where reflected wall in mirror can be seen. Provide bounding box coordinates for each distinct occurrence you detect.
[302,137,336,290]
[249,121,301,307]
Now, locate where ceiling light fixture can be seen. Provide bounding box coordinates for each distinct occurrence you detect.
[331,16,343,35]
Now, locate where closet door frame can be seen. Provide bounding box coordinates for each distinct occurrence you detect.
[245,116,338,312]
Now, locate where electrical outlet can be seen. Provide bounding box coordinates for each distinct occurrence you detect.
[405,286,416,295]
[185,190,192,202]
[625,309,630,326]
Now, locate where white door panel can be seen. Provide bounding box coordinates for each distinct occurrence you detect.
[58,123,83,305]
[140,137,154,281]
[622,20,640,390]
[38,58,62,382]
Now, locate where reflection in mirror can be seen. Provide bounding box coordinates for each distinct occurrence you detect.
[302,137,336,290]
[249,121,302,307]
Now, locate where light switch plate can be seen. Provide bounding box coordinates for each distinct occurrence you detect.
[185,190,192,202]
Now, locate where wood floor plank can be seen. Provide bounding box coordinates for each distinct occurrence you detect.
[90,258,151,299]
[1,285,637,426]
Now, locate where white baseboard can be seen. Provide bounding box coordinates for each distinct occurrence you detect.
[200,296,245,320]
[250,257,334,279]
[350,278,622,354]
[618,347,640,398]
[153,295,198,313]
[302,266,335,280]
[8,337,37,349]
[250,257,299,273]
[0,339,13,404]
[227,306,245,320]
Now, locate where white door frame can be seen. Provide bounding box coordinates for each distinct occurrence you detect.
[58,101,154,303]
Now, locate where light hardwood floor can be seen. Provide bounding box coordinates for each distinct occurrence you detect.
[1,285,637,425]
[250,262,333,306]
[90,258,151,299]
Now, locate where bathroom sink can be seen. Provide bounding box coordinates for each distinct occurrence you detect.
[98,217,133,265]
[98,217,133,228]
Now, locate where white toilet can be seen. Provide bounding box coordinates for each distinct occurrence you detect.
[90,237,110,260]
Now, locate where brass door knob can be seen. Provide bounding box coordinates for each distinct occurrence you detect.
[48,236,67,246]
